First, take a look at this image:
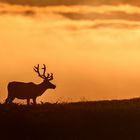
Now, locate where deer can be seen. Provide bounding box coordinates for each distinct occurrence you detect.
[5,64,56,105]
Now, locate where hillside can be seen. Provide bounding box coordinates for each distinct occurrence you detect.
[1,99,140,140]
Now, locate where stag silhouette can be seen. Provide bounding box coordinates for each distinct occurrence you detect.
[5,64,56,105]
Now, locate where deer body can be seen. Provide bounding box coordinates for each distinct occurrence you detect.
[5,64,56,105]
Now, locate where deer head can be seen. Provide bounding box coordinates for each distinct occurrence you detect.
[33,64,56,89]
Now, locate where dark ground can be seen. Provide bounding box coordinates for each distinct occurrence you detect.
[1,98,140,140]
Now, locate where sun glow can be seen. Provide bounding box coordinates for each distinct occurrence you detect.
[0,2,140,103]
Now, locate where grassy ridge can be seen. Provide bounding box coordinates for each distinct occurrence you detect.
[1,99,140,140]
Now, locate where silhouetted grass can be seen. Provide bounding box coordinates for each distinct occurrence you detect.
[1,98,140,140]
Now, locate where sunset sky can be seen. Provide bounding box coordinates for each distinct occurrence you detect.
[0,0,140,103]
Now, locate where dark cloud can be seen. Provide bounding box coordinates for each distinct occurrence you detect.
[65,23,140,31]
[1,0,140,7]
[0,10,35,16]
[90,23,140,29]
[58,12,140,22]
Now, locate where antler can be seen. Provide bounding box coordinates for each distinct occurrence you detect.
[33,64,45,79]
[48,73,54,81]
[34,64,54,81]
[42,64,46,77]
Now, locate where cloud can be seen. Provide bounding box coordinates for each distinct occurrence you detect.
[58,11,140,22]
[90,22,140,29]
[0,10,35,16]
[1,3,140,23]
[66,23,140,31]
[1,3,140,30]
[1,0,140,7]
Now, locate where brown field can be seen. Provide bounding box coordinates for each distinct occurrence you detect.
[1,98,140,140]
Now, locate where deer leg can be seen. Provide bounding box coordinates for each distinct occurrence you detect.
[5,94,12,104]
[5,97,10,104]
[27,99,30,105]
[8,97,15,104]
[32,98,37,105]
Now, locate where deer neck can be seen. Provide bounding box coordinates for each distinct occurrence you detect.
[37,81,48,96]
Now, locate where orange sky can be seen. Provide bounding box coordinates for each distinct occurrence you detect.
[1,3,140,103]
